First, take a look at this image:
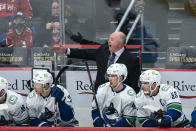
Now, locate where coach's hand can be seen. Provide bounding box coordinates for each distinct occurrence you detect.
[70,32,83,43]
[51,44,67,54]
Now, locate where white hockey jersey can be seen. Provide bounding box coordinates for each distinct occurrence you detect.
[92,82,136,126]
[26,85,76,127]
[0,90,28,125]
[135,84,188,127]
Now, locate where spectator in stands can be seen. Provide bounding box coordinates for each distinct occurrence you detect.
[0,0,33,46]
[6,12,33,48]
[135,69,189,127]
[92,63,136,127]
[43,0,79,47]
[0,76,29,126]
[51,31,141,94]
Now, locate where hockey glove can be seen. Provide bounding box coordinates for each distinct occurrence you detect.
[70,32,83,43]
[190,110,196,127]
[50,86,64,102]
[150,109,165,123]
[31,119,50,127]
[93,117,104,127]
[160,115,172,127]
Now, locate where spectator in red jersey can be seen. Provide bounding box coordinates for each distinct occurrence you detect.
[0,0,32,20]
[0,0,33,46]
[6,12,33,48]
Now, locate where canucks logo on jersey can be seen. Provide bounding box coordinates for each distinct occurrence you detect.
[102,103,119,126]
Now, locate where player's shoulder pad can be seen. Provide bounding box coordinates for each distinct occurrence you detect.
[8,95,19,105]
[97,82,109,94]
[126,86,136,96]
[28,90,36,99]
[160,84,173,92]
[99,83,108,89]
[57,84,65,91]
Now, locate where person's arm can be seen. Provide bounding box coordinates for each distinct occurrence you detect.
[114,90,136,127]
[70,32,100,45]
[139,118,159,127]
[13,104,29,126]
[91,109,104,127]
[25,28,33,48]
[69,48,97,61]
[91,84,106,127]
[7,94,29,126]
[191,107,196,127]
[19,0,33,19]
[160,87,183,127]
[6,30,13,47]
[50,86,74,122]
[135,92,160,127]
[51,42,98,61]
[26,91,50,127]
[114,117,136,127]
[137,107,159,127]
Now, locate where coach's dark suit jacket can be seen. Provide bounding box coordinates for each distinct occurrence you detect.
[68,43,141,94]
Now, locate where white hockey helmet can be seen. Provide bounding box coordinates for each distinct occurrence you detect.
[107,63,128,82]
[33,71,53,87]
[0,76,8,95]
[140,69,161,87]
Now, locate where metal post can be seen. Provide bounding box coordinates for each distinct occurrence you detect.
[59,0,65,45]
[125,13,141,44]
[115,0,136,32]
[140,4,144,52]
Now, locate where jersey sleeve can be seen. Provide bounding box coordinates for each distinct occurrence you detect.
[57,85,72,105]
[6,29,13,47]
[91,83,107,125]
[56,85,76,123]
[161,85,182,113]
[25,28,33,48]
[135,91,158,127]
[92,83,106,110]
[9,95,28,125]
[161,85,183,122]
[26,91,39,119]
[18,0,33,19]
[121,88,136,126]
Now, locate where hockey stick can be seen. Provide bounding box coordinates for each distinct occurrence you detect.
[53,60,84,126]
[84,61,105,126]
[53,64,70,127]
[142,105,165,124]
